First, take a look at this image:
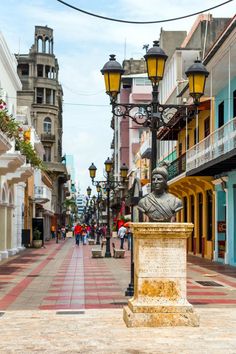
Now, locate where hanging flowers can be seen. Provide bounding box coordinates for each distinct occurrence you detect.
[0,99,44,170]
[0,99,21,139]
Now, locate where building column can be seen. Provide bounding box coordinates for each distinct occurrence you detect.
[16,183,26,251]
[7,206,17,256]
[193,193,198,255]
[0,204,8,259]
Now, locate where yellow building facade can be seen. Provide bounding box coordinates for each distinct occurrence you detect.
[161,100,215,260]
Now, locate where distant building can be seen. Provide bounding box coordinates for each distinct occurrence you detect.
[76,194,87,218]
[16,25,68,226]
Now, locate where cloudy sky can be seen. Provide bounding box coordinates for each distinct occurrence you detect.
[0,0,235,194]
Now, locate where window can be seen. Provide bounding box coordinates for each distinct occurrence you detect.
[218,101,224,127]
[207,190,213,241]
[46,89,51,104]
[204,117,210,138]
[134,78,151,86]
[183,196,187,222]
[37,37,43,52]
[36,88,44,104]
[45,66,51,78]
[37,65,43,77]
[43,146,51,162]
[18,64,29,76]
[43,117,52,133]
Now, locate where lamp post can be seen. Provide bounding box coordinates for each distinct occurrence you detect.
[101,41,209,174]
[95,184,102,244]
[101,40,209,296]
[89,159,128,258]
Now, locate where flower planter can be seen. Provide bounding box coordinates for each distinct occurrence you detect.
[33,239,42,248]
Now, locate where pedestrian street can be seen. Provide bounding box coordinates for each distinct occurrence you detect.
[1,237,236,311]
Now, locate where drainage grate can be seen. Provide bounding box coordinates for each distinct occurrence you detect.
[0,312,5,317]
[27,275,39,278]
[196,281,223,287]
[56,311,85,315]
[111,301,127,305]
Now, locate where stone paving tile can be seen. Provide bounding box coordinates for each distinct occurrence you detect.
[1,237,236,313]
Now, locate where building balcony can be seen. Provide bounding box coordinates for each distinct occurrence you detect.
[166,116,236,182]
[41,133,55,142]
[5,164,33,184]
[186,116,236,176]
[34,185,51,204]
[140,136,151,159]
[167,153,186,181]
[0,152,26,175]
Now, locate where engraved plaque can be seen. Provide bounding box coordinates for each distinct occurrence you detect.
[137,238,186,277]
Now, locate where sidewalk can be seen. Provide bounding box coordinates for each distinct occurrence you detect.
[0,308,236,353]
[0,237,236,310]
[0,238,236,352]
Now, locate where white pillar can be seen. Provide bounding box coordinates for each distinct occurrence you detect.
[16,183,26,251]
[0,204,8,259]
[7,206,17,256]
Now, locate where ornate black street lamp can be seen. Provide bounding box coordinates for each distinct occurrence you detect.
[101,41,209,173]
[101,41,209,296]
[89,159,128,258]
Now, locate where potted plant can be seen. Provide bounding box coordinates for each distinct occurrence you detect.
[33,228,42,248]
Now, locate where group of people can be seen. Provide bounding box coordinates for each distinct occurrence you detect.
[74,223,90,245]
[51,225,67,241]
[51,221,132,250]
[117,225,132,250]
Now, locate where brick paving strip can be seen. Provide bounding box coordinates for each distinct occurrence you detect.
[1,238,236,311]
[0,240,66,310]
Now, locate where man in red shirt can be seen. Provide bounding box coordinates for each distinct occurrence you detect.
[74,223,82,245]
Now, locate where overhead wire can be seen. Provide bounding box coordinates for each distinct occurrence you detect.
[56,0,233,25]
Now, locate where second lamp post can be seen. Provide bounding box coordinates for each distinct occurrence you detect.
[89,158,128,258]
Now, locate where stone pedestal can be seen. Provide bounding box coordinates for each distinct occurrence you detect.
[123,222,199,327]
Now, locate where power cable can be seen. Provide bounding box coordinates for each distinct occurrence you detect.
[56,0,233,25]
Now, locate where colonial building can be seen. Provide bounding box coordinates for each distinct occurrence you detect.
[16,26,68,227]
[0,31,33,260]
[157,15,235,264]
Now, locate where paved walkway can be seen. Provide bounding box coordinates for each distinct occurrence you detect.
[0,237,236,310]
[0,308,236,353]
[1,237,236,353]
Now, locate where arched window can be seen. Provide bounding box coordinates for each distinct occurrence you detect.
[45,37,50,53]
[37,37,43,52]
[43,117,52,134]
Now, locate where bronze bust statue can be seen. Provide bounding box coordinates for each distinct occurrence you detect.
[137,163,182,222]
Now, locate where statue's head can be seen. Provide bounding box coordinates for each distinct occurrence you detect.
[152,162,169,193]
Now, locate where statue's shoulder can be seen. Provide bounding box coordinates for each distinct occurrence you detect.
[166,192,182,210]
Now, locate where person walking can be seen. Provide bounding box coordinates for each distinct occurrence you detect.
[74,223,82,246]
[51,225,55,239]
[126,227,132,251]
[118,224,127,250]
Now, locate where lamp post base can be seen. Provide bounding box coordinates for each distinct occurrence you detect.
[104,236,111,258]
[125,283,134,297]
[96,235,100,245]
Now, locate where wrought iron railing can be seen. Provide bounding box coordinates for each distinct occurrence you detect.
[167,153,186,181]
[186,117,236,172]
